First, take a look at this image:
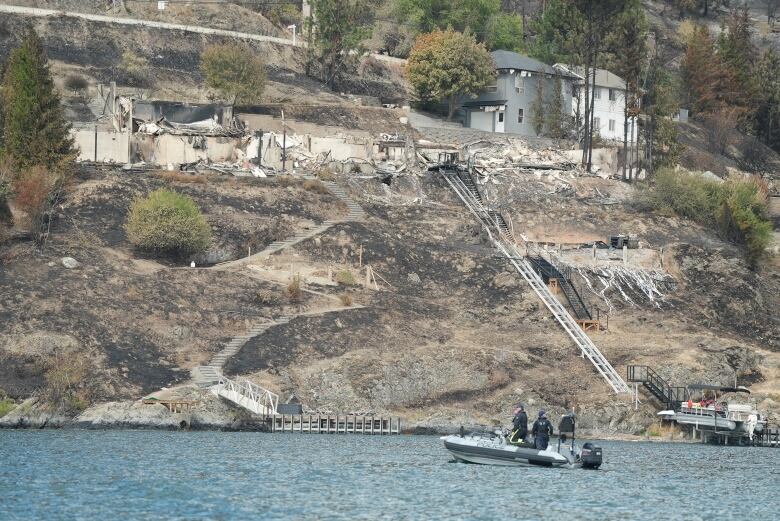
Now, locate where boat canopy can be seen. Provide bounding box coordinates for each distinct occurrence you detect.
[688,384,751,394]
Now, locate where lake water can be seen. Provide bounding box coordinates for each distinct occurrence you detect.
[0,431,777,520]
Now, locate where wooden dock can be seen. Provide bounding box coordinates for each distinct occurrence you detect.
[269,414,401,435]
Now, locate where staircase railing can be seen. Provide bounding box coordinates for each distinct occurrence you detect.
[626,365,688,409]
[214,376,279,416]
[441,167,629,394]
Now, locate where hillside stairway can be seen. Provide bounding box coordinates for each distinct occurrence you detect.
[626,365,688,409]
[192,315,291,387]
[527,257,591,320]
[216,177,365,270]
[440,166,629,394]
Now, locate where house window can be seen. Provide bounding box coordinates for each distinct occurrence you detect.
[594,87,601,100]
[518,108,524,123]
[515,74,524,93]
[498,111,504,123]
[486,77,498,92]
[609,119,616,132]
[609,88,617,101]
[593,117,601,130]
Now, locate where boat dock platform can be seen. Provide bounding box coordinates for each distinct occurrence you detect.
[269,414,401,435]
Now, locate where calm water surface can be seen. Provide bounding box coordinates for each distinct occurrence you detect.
[0,431,777,520]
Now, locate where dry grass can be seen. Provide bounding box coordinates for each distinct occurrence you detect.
[335,270,358,286]
[316,168,337,181]
[303,179,330,195]
[155,171,208,184]
[339,293,353,306]
[276,175,300,187]
[286,274,303,304]
[256,289,283,306]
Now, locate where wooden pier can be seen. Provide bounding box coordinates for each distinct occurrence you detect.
[269,414,401,435]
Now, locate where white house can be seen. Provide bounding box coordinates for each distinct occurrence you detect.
[554,65,638,142]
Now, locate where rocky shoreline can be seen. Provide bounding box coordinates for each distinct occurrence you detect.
[0,391,694,443]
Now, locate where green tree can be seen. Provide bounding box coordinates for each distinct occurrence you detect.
[394,0,513,49]
[644,56,683,172]
[308,0,375,86]
[607,0,647,180]
[544,74,566,138]
[406,30,495,120]
[530,0,584,65]
[0,29,74,172]
[125,189,212,258]
[200,43,266,104]
[484,14,524,52]
[754,50,780,153]
[531,78,546,136]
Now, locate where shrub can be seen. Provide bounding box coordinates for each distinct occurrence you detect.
[0,398,15,418]
[256,289,282,307]
[339,293,353,306]
[13,166,53,231]
[642,168,772,266]
[64,74,88,95]
[287,274,303,305]
[642,168,720,221]
[335,269,357,286]
[125,189,212,257]
[717,178,772,265]
[303,179,329,194]
[316,168,336,181]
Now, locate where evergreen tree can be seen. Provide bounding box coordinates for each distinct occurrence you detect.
[681,24,736,114]
[308,0,374,86]
[717,7,758,114]
[544,74,565,138]
[607,0,647,180]
[0,29,74,172]
[754,50,780,153]
[531,78,546,136]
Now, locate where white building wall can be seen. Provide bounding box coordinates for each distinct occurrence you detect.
[577,85,637,142]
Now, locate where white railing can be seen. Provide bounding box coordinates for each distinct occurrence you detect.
[442,171,629,394]
[213,376,279,416]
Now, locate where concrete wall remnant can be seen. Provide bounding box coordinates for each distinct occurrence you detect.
[72,128,130,163]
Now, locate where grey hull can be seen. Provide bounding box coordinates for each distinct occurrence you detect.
[443,438,569,467]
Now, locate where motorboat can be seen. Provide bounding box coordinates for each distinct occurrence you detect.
[442,414,602,469]
[657,384,767,440]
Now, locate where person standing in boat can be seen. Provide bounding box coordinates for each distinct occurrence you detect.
[532,410,554,450]
[508,403,528,445]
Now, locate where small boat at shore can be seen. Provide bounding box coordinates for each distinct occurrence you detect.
[442,414,602,469]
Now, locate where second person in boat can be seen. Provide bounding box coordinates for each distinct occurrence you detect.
[532,410,554,450]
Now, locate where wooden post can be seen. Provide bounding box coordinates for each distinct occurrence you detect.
[365,266,371,287]
[370,416,374,435]
[592,243,596,259]
[359,244,363,267]
[623,245,628,265]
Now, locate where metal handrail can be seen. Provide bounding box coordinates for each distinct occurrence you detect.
[442,171,628,393]
[216,376,279,415]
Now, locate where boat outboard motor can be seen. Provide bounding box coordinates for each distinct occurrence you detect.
[579,442,602,469]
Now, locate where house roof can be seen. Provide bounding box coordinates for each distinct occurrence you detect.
[554,64,627,90]
[491,50,577,79]
[463,99,508,108]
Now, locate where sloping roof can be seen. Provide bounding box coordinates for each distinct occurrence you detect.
[556,65,627,90]
[491,50,577,78]
[463,99,508,107]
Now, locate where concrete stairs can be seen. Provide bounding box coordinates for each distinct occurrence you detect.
[192,316,291,388]
[216,177,364,269]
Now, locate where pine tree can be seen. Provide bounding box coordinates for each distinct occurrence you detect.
[0,29,74,172]
[531,78,546,136]
[544,74,565,138]
[717,7,758,112]
[754,50,780,153]
[681,24,736,115]
[607,0,647,180]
